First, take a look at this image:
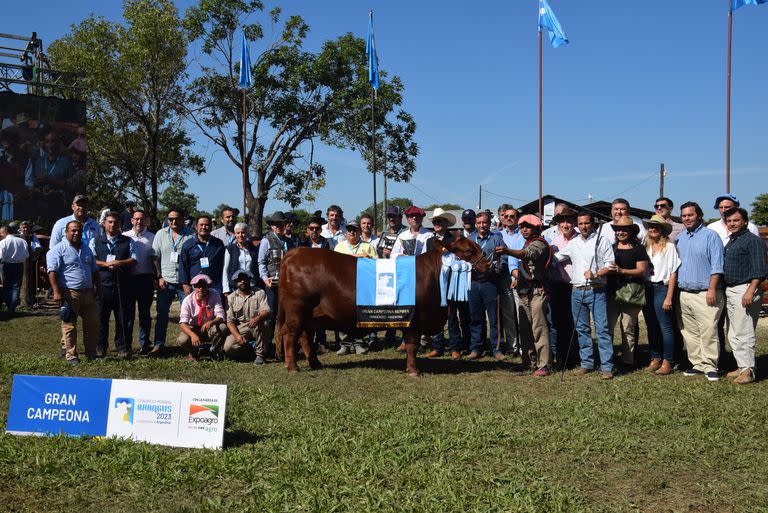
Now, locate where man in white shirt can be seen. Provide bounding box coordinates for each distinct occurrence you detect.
[320,205,346,249]
[0,225,29,316]
[601,198,646,245]
[555,212,616,379]
[390,206,434,258]
[707,193,760,245]
[123,209,156,355]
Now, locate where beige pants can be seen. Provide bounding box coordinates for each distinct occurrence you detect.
[177,322,227,355]
[224,322,268,360]
[61,289,99,361]
[725,284,761,371]
[678,290,724,373]
[517,289,552,370]
[607,299,643,366]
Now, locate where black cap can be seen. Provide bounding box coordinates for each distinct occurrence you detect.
[461,209,476,220]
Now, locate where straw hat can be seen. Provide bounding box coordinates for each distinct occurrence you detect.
[430,208,456,226]
[642,214,672,236]
[552,206,579,223]
[611,216,640,236]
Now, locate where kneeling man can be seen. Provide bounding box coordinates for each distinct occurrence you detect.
[225,270,271,364]
[177,273,227,360]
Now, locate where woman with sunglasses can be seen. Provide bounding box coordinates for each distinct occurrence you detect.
[642,215,680,375]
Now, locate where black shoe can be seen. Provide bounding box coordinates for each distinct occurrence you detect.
[67,357,80,366]
[139,345,152,356]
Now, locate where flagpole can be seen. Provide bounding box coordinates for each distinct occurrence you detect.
[538,28,543,217]
[242,89,248,223]
[371,87,378,230]
[726,7,733,193]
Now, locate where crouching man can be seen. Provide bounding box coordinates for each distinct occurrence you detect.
[225,270,271,364]
[177,273,227,361]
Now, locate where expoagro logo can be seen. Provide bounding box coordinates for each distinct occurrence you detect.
[188,403,219,425]
[114,397,135,424]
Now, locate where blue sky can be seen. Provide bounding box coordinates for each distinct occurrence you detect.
[5,0,766,220]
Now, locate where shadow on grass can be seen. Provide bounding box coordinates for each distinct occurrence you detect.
[323,356,517,375]
[224,429,268,448]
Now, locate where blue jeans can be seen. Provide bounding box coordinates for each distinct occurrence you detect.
[644,284,675,363]
[571,287,613,372]
[448,300,471,353]
[1,262,23,314]
[154,282,186,348]
[126,274,154,349]
[469,280,500,355]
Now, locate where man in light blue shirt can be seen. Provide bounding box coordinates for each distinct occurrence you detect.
[496,206,522,355]
[46,220,100,365]
[49,195,99,249]
[675,201,724,381]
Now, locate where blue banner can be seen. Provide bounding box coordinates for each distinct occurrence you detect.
[356,257,415,327]
[6,375,112,437]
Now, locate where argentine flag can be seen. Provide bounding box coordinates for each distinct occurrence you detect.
[539,0,569,49]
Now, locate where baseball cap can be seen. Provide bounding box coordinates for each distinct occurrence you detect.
[713,193,739,209]
[461,209,476,220]
[72,194,89,204]
[386,205,402,216]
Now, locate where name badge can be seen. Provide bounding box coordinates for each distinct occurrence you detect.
[170,251,179,263]
[106,254,116,263]
[200,257,210,269]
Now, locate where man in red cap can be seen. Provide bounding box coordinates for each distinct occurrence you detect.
[390,206,434,258]
[497,214,553,375]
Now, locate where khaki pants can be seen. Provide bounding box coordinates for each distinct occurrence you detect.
[678,290,724,373]
[177,322,227,355]
[517,289,552,370]
[61,289,99,361]
[725,284,761,371]
[607,299,643,366]
[224,322,268,360]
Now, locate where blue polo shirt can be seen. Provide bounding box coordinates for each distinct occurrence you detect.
[497,227,525,271]
[178,235,225,289]
[675,223,724,291]
[469,230,507,268]
[46,240,97,290]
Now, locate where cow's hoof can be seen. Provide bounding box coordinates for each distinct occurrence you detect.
[407,368,420,378]
[286,363,301,373]
[308,359,323,371]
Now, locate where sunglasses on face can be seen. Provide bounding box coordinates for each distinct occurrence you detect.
[614,227,632,232]
[654,204,669,210]
[167,217,181,222]
[308,226,321,231]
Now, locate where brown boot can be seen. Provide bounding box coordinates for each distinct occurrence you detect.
[425,350,442,358]
[734,368,755,385]
[655,360,673,376]
[450,351,462,360]
[726,369,741,378]
[646,358,662,372]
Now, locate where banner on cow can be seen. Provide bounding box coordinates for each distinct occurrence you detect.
[356,257,415,328]
[5,374,227,450]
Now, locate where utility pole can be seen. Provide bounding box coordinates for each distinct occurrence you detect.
[478,185,482,210]
[659,162,666,198]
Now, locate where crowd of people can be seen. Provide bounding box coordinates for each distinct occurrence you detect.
[0,192,765,384]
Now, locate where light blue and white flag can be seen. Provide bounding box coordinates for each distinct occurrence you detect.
[731,0,767,11]
[238,31,252,89]
[539,0,569,49]
[366,11,380,91]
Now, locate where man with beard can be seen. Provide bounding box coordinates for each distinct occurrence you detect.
[179,215,226,295]
[225,270,271,364]
[321,205,346,249]
[211,206,239,246]
[376,206,406,259]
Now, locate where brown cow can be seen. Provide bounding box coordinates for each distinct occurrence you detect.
[277,236,491,376]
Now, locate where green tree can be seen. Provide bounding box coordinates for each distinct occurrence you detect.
[359,197,413,221]
[158,183,199,220]
[424,203,463,211]
[48,0,205,228]
[183,1,417,232]
[751,194,768,227]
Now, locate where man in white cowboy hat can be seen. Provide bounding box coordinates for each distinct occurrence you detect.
[424,208,459,358]
[177,273,227,361]
[225,269,271,364]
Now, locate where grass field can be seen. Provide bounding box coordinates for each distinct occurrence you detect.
[1,304,767,512]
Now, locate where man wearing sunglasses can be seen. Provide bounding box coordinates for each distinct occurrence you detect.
[152,207,194,355]
[390,206,433,259]
[300,217,331,249]
[652,197,684,241]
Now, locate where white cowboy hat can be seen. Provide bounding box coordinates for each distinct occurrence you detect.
[430,208,457,226]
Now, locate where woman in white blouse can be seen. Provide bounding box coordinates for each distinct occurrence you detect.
[643,215,681,376]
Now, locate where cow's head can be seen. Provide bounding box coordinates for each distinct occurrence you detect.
[442,236,492,275]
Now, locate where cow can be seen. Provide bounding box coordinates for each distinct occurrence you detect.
[277,236,492,376]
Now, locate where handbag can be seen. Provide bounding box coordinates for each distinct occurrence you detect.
[614,281,646,306]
